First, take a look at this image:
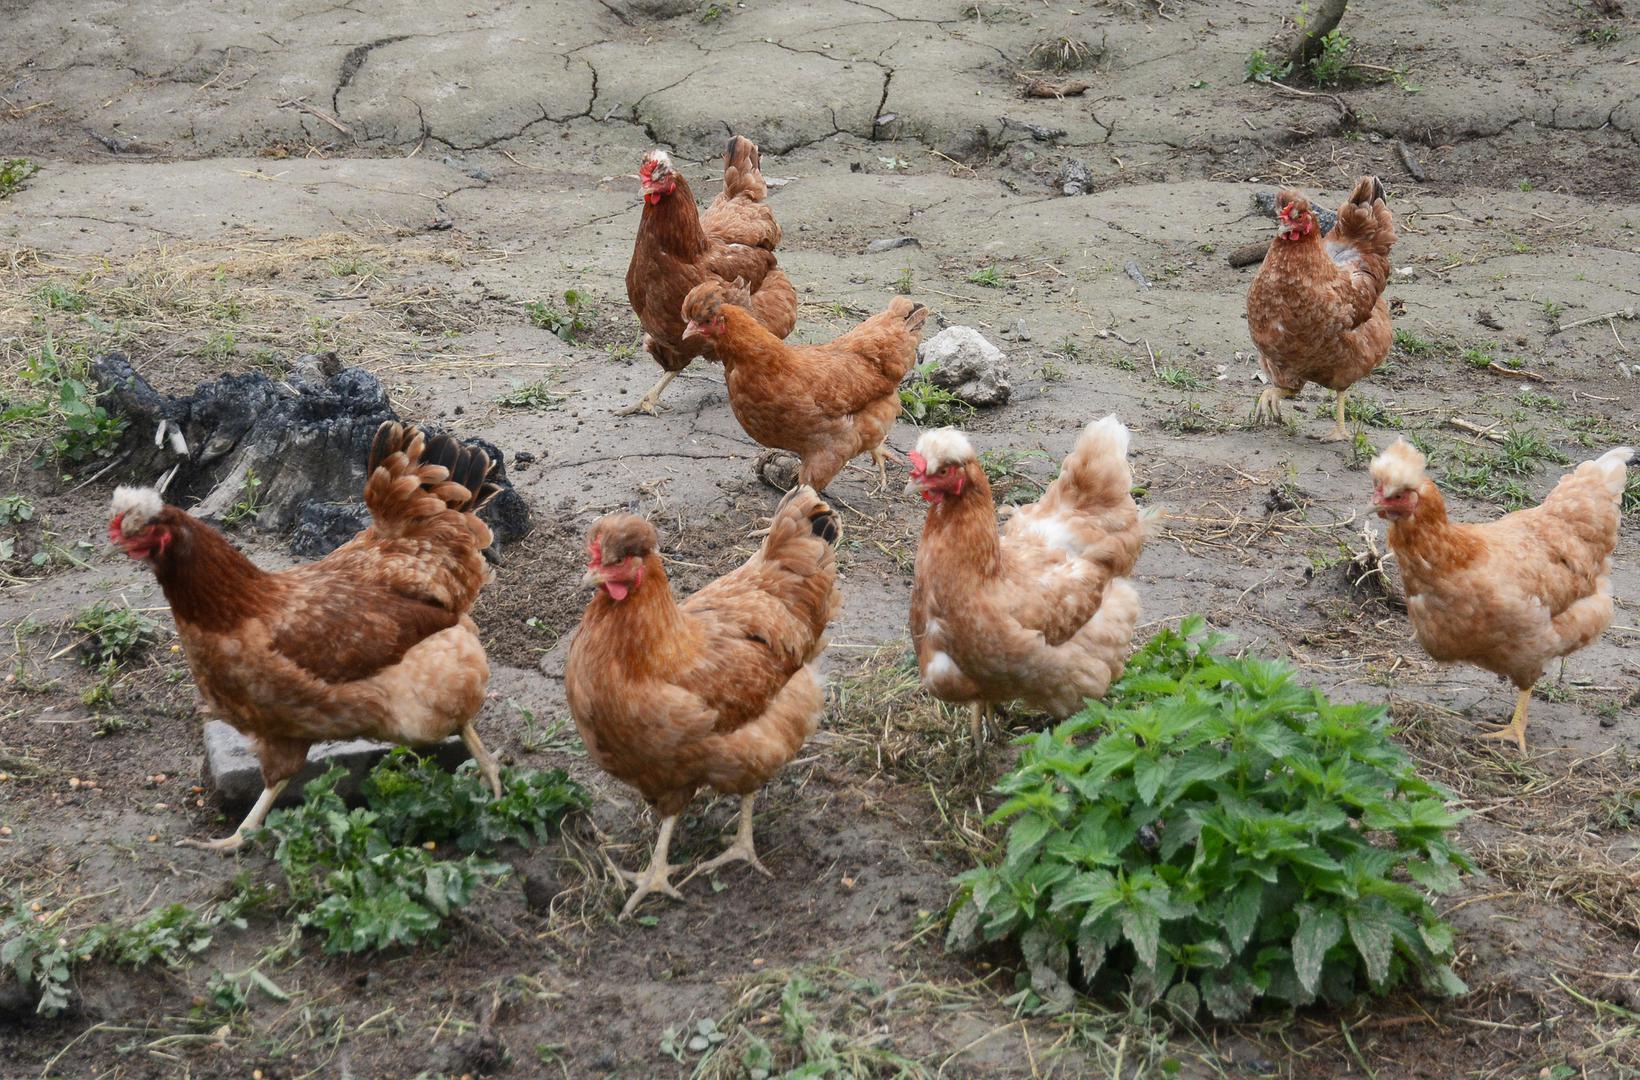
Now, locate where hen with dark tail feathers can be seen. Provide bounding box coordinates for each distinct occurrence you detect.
[108,421,505,854]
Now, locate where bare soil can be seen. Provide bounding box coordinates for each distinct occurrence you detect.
[2,0,1638,1077]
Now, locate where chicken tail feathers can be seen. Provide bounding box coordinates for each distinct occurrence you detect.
[770,484,841,548]
[721,134,767,204]
[364,421,499,529]
[1046,415,1134,514]
[1327,174,1396,265]
[1589,446,1635,499]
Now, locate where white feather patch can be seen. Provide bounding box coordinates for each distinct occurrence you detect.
[915,428,975,473]
[1079,414,1130,460]
[925,651,961,684]
[1369,438,1427,496]
[110,486,163,530]
[644,148,673,171]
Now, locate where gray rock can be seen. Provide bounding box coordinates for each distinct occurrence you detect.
[202,720,471,808]
[1057,158,1092,196]
[916,327,1011,408]
[1124,260,1151,290]
[865,236,920,254]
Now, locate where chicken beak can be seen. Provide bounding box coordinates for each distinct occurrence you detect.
[681,320,702,341]
[579,568,603,590]
[903,477,924,499]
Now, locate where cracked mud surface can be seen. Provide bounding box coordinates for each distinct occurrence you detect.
[3,0,1639,1077]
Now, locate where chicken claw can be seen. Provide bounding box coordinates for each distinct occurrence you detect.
[1253,384,1297,425]
[1477,688,1532,753]
[176,778,290,856]
[1318,391,1350,443]
[617,814,686,919]
[460,723,503,798]
[615,371,677,417]
[682,794,771,884]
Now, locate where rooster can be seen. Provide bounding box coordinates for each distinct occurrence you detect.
[906,418,1145,752]
[622,137,798,416]
[1247,175,1396,442]
[1371,439,1632,750]
[564,486,841,917]
[681,280,927,492]
[108,423,503,852]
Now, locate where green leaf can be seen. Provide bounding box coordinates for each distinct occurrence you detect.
[1134,755,1169,806]
[1292,906,1344,997]
[1346,900,1396,986]
[1121,903,1162,970]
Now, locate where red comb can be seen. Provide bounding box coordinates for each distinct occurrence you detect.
[908,451,928,478]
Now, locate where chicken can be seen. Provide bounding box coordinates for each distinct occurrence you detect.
[1247,174,1396,442]
[622,136,798,416]
[906,417,1145,752]
[681,280,927,492]
[1371,439,1632,751]
[565,487,841,917]
[107,423,503,853]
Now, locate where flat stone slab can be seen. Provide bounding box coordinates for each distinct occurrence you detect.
[202,720,469,808]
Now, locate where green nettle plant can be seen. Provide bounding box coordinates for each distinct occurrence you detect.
[259,753,587,954]
[947,616,1471,1018]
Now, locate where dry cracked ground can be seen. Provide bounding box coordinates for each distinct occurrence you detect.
[2,0,1640,1077]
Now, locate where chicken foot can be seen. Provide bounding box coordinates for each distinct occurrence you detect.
[460,722,503,797]
[176,778,290,854]
[1253,384,1299,425]
[968,702,994,760]
[615,370,677,417]
[1319,391,1350,443]
[617,814,686,919]
[682,794,772,885]
[1478,687,1533,753]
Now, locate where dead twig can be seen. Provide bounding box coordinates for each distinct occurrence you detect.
[1485,362,1546,382]
[1550,307,1636,335]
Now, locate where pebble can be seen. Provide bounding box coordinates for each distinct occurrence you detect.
[0,826,12,837]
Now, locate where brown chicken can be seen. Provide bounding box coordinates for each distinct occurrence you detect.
[565,486,841,917]
[907,418,1146,751]
[1371,439,1632,750]
[622,137,798,416]
[107,423,503,852]
[1247,175,1396,442]
[680,281,927,491]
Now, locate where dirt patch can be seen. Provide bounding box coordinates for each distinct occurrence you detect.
[3,0,1640,1076]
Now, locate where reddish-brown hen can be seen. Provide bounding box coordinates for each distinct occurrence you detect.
[907,418,1146,752]
[681,280,927,491]
[622,136,798,416]
[565,486,841,917]
[1371,438,1632,750]
[108,423,503,852]
[1247,175,1396,442]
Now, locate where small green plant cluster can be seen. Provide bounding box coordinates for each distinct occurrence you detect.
[979,448,1055,505]
[1446,431,1567,509]
[259,752,585,953]
[222,466,263,526]
[1156,364,1205,391]
[70,600,158,668]
[1309,29,1352,86]
[5,340,128,464]
[1245,49,1292,83]
[899,361,975,427]
[966,265,1004,288]
[947,616,1471,1017]
[693,974,927,1078]
[526,289,595,343]
[1391,329,1435,358]
[2,890,250,1017]
[0,158,38,198]
[496,378,566,409]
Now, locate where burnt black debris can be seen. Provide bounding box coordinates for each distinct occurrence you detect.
[93,353,529,557]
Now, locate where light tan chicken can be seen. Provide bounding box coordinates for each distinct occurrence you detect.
[1247,175,1396,442]
[564,486,841,917]
[1371,438,1632,750]
[906,417,1146,751]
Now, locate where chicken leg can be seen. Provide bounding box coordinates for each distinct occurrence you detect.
[1254,384,1299,425]
[617,814,686,919]
[176,778,290,854]
[1320,390,1350,443]
[968,702,995,759]
[870,445,894,494]
[460,722,503,797]
[615,370,677,417]
[683,794,772,883]
[1478,687,1533,753]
